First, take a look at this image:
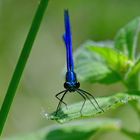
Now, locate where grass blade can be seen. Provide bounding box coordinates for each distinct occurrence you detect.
[0,0,49,135]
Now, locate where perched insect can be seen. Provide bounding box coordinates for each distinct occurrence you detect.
[55,10,103,115]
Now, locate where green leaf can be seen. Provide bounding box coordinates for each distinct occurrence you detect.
[49,92,140,123]
[125,58,140,89]
[115,17,140,60]
[87,44,129,73]
[74,41,129,84]
[2,119,121,140]
[122,129,140,140]
[127,58,140,78]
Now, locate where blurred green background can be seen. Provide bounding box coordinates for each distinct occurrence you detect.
[0,0,140,139]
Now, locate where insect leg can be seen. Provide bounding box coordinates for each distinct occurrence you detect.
[55,90,68,115]
[78,89,104,112]
[75,89,87,115]
[55,90,67,108]
[77,89,98,111]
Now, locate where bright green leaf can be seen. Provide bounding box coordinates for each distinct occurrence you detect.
[74,42,129,84]
[49,92,140,123]
[127,58,140,78]
[2,119,121,140]
[115,17,140,60]
[125,58,140,89]
[87,43,129,74]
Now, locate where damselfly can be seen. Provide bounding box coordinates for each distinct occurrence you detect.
[55,10,103,114]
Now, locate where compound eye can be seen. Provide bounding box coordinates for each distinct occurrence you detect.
[75,82,80,88]
[64,82,69,89]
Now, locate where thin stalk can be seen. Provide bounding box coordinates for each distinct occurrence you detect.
[0,0,49,136]
[136,72,140,131]
[138,72,140,90]
[126,71,140,132]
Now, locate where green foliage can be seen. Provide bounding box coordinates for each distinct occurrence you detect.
[74,41,130,84]
[122,129,140,140]
[49,17,140,140]
[115,17,140,60]
[50,92,140,123]
[74,18,140,90]
[125,58,140,89]
[3,119,121,140]
[1,12,140,140]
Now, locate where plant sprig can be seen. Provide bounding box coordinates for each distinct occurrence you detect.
[49,17,140,140]
[1,11,140,140]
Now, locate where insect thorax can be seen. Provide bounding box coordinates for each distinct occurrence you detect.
[64,71,80,91]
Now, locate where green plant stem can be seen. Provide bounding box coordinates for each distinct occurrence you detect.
[126,72,140,132]
[137,72,140,120]
[0,0,49,136]
[138,72,140,91]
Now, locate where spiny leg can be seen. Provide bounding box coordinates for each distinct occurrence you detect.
[75,89,87,115]
[55,90,68,108]
[77,89,98,111]
[55,90,68,115]
[78,88,104,112]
